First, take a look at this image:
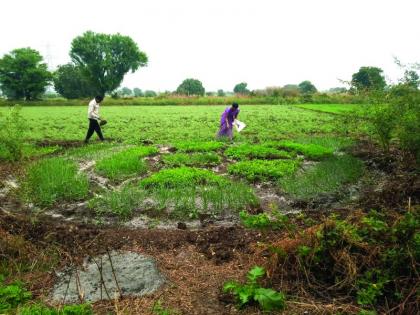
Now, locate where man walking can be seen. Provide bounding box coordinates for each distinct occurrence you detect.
[84,95,105,143]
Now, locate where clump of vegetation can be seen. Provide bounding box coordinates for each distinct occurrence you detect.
[279,155,363,200]
[223,266,286,311]
[162,152,221,167]
[225,143,294,160]
[239,210,294,231]
[228,159,301,181]
[0,276,31,313]
[152,300,179,315]
[267,140,334,160]
[95,146,158,180]
[174,141,224,152]
[0,105,25,161]
[22,157,89,207]
[65,142,119,160]
[18,303,93,315]
[268,208,419,313]
[89,185,147,219]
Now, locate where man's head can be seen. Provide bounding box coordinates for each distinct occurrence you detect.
[95,95,104,103]
[232,102,239,109]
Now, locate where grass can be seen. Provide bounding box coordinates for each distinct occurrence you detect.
[95,146,158,180]
[293,136,354,151]
[228,159,301,181]
[225,143,294,160]
[65,142,122,160]
[174,141,224,152]
[18,303,93,315]
[279,155,364,200]
[162,152,221,167]
[296,104,361,114]
[267,140,334,160]
[22,157,89,207]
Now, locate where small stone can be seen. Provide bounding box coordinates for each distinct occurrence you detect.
[177,222,187,230]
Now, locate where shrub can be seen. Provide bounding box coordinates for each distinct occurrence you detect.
[0,105,25,161]
[95,146,158,180]
[23,158,89,207]
[162,152,221,167]
[174,141,224,152]
[267,140,334,160]
[228,159,301,181]
[223,266,286,311]
[279,155,363,200]
[225,144,294,160]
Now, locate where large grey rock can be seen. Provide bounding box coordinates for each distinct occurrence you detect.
[51,251,165,303]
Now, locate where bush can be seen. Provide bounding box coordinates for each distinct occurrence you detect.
[23,158,89,207]
[95,146,158,180]
[228,159,301,181]
[0,105,25,161]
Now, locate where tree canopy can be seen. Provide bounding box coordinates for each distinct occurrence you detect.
[298,81,317,94]
[70,31,148,96]
[0,48,52,100]
[53,63,96,99]
[233,82,249,95]
[133,88,143,97]
[351,66,386,92]
[176,78,205,96]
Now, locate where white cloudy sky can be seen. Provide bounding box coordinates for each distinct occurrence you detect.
[1,0,419,92]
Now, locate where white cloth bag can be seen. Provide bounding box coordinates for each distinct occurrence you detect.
[233,120,246,132]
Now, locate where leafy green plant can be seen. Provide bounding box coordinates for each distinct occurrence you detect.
[239,210,293,231]
[18,303,93,315]
[223,266,285,311]
[0,105,25,161]
[95,146,158,180]
[228,159,301,181]
[152,300,178,315]
[162,152,221,167]
[0,276,31,313]
[22,157,89,207]
[225,143,294,160]
[279,155,363,200]
[356,269,390,305]
[267,140,334,160]
[174,141,224,152]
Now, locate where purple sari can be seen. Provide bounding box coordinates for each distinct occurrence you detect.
[217,107,240,139]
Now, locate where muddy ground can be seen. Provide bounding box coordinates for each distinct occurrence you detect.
[1,139,418,314]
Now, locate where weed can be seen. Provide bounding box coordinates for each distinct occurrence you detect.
[152,300,178,315]
[0,105,25,161]
[228,159,301,181]
[95,146,157,180]
[239,210,294,231]
[223,266,286,311]
[0,276,31,313]
[162,152,221,167]
[225,143,294,160]
[279,155,363,200]
[22,157,89,207]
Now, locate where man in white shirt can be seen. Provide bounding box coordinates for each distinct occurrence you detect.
[84,95,105,143]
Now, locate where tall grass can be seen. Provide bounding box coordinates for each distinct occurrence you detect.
[22,157,89,207]
[228,159,301,181]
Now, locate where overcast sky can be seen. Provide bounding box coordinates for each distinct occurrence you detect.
[1,0,419,92]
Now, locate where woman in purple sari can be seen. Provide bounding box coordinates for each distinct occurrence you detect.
[217,103,240,140]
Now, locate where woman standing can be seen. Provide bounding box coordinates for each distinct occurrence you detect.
[217,102,240,140]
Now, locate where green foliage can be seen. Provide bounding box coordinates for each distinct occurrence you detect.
[0,278,31,313]
[89,185,147,219]
[23,157,89,207]
[144,90,157,97]
[267,140,334,160]
[70,31,148,95]
[228,159,301,181]
[363,104,396,152]
[140,167,225,189]
[279,155,363,200]
[53,63,96,99]
[239,210,293,231]
[95,146,157,180]
[233,82,249,95]
[176,78,205,96]
[223,266,285,311]
[298,80,317,94]
[174,141,224,152]
[152,300,178,315]
[162,152,221,167]
[0,105,25,161]
[351,67,386,92]
[0,48,52,100]
[133,87,144,97]
[217,89,225,97]
[225,144,294,160]
[356,269,390,305]
[18,303,93,315]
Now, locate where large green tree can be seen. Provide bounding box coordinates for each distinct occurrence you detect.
[70,31,148,96]
[176,78,205,96]
[0,48,52,100]
[298,80,317,94]
[53,63,96,99]
[233,82,249,95]
[133,87,143,97]
[351,66,386,92]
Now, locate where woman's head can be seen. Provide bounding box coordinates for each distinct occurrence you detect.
[95,95,104,103]
[232,102,239,109]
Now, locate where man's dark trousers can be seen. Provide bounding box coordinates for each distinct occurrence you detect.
[85,118,104,142]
